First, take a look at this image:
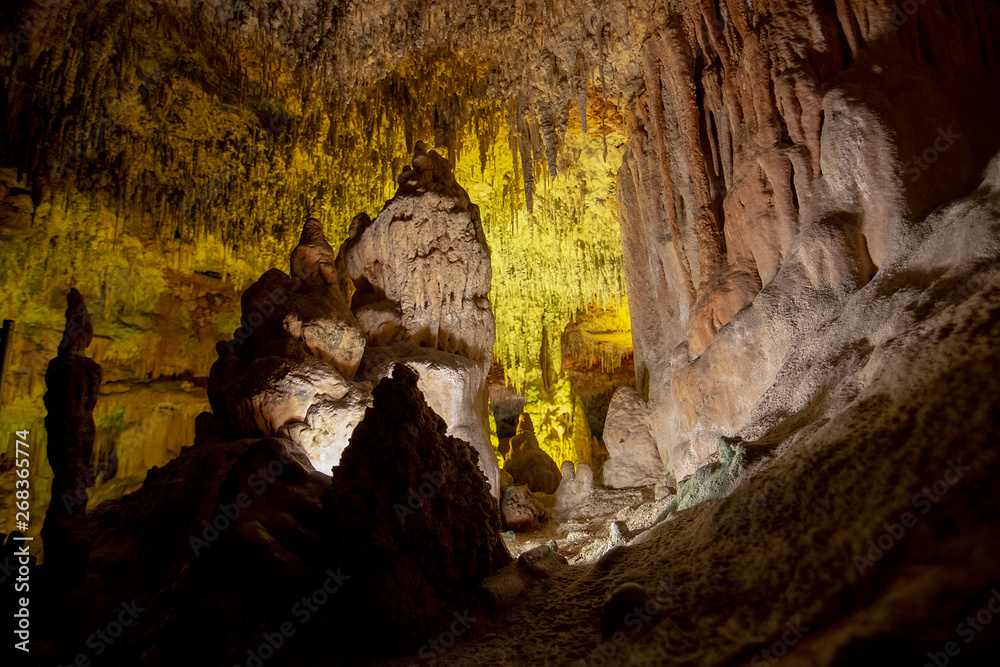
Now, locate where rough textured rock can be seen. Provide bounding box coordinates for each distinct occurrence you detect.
[209,220,373,472]
[602,385,664,488]
[40,289,103,584]
[231,219,367,380]
[208,147,502,492]
[371,244,1000,666]
[324,364,501,647]
[345,141,495,364]
[617,0,1000,479]
[346,142,500,495]
[516,543,568,579]
[554,461,596,517]
[7,3,1000,667]
[501,485,547,532]
[211,337,371,473]
[654,437,776,524]
[504,413,562,494]
[363,347,499,496]
[62,434,334,667]
[286,219,367,379]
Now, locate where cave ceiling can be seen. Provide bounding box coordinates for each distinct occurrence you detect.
[0,0,647,466]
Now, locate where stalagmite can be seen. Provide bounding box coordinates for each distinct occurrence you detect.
[40,288,102,585]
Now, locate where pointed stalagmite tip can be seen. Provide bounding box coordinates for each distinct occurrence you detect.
[297,217,334,253]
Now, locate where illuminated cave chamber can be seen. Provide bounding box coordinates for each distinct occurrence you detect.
[0,2,636,518]
[3,0,1000,665]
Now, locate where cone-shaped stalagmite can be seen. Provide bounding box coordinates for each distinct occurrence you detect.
[41,288,102,584]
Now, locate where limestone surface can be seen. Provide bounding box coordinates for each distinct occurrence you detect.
[602,386,663,488]
[362,347,499,496]
[210,227,374,473]
[344,141,495,364]
[617,0,1000,480]
[346,142,500,495]
[553,461,596,518]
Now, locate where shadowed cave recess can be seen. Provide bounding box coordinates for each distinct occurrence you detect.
[1,0,1000,665]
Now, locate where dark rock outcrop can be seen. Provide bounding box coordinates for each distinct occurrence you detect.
[41,288,102,585]
[325,363,502,647]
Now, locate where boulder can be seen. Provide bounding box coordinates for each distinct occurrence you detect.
[554,461,595,516]
[501,485,547,532]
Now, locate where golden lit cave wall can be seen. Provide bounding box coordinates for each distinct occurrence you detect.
[0,3,633,538]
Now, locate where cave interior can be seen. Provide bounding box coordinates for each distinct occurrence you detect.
[2,1,1000,665]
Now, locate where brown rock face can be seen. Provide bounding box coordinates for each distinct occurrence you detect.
[41,289,103,584]
[324,364,501,647]
[501,484,547,532]
[617,0,1000,477]
[70,433,334,666]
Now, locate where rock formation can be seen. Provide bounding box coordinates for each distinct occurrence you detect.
[30,363,505,664]
[41,288,102,584]
[208,227,373,472]
[324,364,501,647]
[504,413,562,494]
[602,386,664,489]
[500,484,547,532]
[5,1,1000,665]
[345,141,500,495]
[207,143,501,493]
[345,141,494,364]
[285,218,367,379]
[553,461,596,518]
[617,0,1000,479]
